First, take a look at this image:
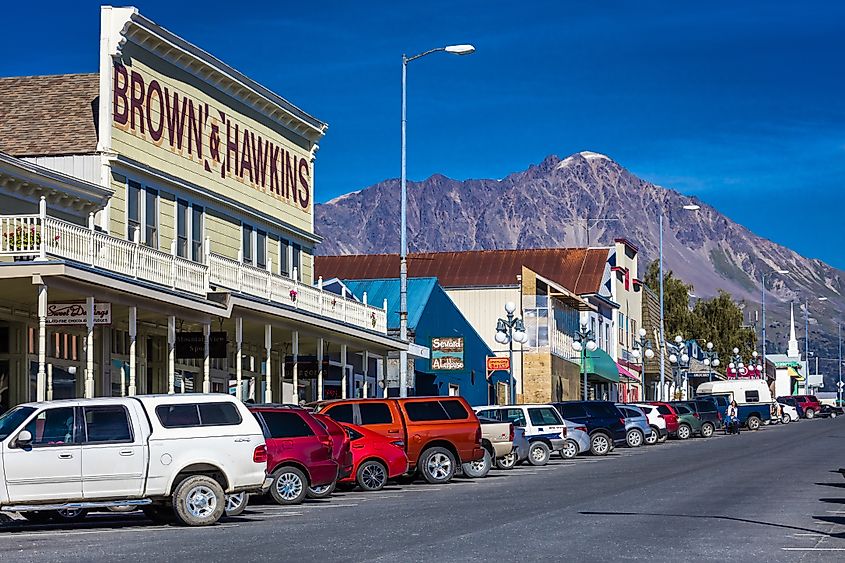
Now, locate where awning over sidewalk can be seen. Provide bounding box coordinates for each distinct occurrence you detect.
[617,362,640,383]
[581,348,620,383]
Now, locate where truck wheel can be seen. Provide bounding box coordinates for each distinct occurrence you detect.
[626,429,644,447]
[805,409,815,419]
[676,424,691,440]
[528,441,550,466]
[496,451,517,470]
[270,466,308,505]
[747,415,761,430]
[306,481,336,500]
[357,460,389,491]
[171,475,225,527]
[461,449,492,478]
[224,493,248,517]
[590,433,611,456]
[560,439,579,459]
[701,422,715,438]
[419,447,456,484]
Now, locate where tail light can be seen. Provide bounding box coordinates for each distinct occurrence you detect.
[509,423,514,442]
[253,444,267,464]
[320,434,333,455]
[560,426,567,437]
[693,413,700,419]
[575,426,588,433]
[619,418,626,426]
[475,425,482,445]
[717,412,722,421]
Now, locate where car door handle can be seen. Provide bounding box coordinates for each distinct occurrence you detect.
[58,453,73,460]
[387,430,400,434]
[119,450,134,456]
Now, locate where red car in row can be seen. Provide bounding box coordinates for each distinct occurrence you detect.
[647,402,680,436]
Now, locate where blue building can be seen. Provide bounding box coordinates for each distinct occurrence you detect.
[341,278,500,406]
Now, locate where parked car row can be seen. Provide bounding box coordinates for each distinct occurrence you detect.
[0,387,838,529]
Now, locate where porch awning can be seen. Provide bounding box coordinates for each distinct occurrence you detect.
[617,363,640,383]
[787,367,805,381]
[581,348,620,383]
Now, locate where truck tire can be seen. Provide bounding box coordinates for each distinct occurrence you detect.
[171,474,225,527]
[461,449,492,478]
[357,460,389,491]
[418,447,456,484]
[528,441,550,466]
[270,466,308,505]
[590,433,612,456]
[747,415,761,430]
[496,451,517,470]
[676,424,691,440]
[701,422,715,438]
[306,481,336,500]
[224,493,248,517]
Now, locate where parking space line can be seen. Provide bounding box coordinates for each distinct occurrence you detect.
[0,523,240,540]
[782,548,845,551]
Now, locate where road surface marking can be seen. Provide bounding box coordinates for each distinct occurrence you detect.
[782,548,845,551]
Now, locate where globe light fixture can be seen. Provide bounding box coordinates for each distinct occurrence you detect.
[645,348,655,359]
[638,327,647,338]
[572,340,583,352]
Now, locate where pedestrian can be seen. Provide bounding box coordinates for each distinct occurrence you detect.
[726,400,740,435]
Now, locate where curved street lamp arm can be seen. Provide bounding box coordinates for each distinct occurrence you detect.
[404,47,447,64]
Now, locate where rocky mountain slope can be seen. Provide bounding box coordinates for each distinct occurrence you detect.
[316,152,844,381]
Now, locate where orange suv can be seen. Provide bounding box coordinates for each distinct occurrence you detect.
[313,397,484,484]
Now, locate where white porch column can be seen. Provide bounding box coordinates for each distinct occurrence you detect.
[340,344,348,399]
[203,323,211,393]
[235,317,243,401]
[378,356,386,398]
[84,296,95,398]
[167,316,175,393]
[317,338,324,401]
[36,283,47,401]
[128,306,137,396]
[264,324,272,403]
[292,331,299,403]
[362,350,369,398]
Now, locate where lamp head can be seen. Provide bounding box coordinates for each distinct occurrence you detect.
[706,341,713,350]
[513,330,527,344]
[703,358,711,366]
[444,44,476,55]
[494,331,509,345]
[732,347,739,355]
[631,349,641,359]
[572,340,583,352]
[645,348,655,359]
[669,354,678,364]
[681,353,690,364]
[504,301,517,314]
[712,358,720,367]
[776,269,790,274]
[638,327,647,338]
[586,341,598,352]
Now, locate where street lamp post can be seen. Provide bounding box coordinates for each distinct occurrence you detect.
[702,341,720,382]
[838,322,842,407]
[658,203,700,401]
[761,269,789,381]
[803,296,829,394]
[495,301,528,404]
[399,44,475,398]
[631,327,655,400]
[572,325,598,401]
[667,335,691,400]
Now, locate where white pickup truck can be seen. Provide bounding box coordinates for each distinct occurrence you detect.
[0,394,267,526]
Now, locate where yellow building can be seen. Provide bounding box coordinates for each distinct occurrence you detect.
[0,6,404,412]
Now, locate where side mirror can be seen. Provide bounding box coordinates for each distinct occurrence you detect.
[15,430,32,448]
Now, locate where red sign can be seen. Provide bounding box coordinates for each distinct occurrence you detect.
[486,357,511,372]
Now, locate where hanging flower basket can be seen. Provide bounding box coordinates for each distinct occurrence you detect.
[4,225,40,260]
[289,288,298,302]
[371,312,377,328]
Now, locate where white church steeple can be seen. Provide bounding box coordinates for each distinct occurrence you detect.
[787,302,800,358]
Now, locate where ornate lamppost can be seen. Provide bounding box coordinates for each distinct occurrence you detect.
[572,324,598,401]
[667,335,691,400]
[495,301,528,404]
[631,327,655,400]
[702,341,720,382]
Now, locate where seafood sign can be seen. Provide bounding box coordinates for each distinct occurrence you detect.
[46,303,112,325]
[431,336,464,371]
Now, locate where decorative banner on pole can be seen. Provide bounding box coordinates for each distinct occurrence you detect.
[46,303,111,325]
[431,337,464,371]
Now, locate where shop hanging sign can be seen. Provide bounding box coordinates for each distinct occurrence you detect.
[486,356,510,372]
[175,331,228,359]
[46,303,111,325]
[431,337,464,371]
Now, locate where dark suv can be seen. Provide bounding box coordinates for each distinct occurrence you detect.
[674,399,722,437]
[552,401,627,456]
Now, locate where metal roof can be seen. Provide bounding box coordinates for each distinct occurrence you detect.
[343,278,438,331]
[316,248,610,295]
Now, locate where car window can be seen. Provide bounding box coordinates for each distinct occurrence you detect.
[24,407,76,446]
[674,404,692,414]
[745,390,760,403]
[695,400,717,412]
[359,403,393,425]
[655,405,672,415]
[323,404,354,424]
[155,403,241,428]
[344,426,363,441]
[440,400,469,420]
[587,403,620,418]
[83,406,133,443]
[0,406,35,441]
[559,403,588,419]
[476,409,498,420]
[260,411,314,438]
[528,407,561,426]
[404,401,449,422]
[198,403,242,426]
[502,408,527,427]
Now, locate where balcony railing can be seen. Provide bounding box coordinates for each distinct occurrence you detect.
[0,201,387,334]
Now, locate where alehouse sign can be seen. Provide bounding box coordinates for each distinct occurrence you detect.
[112,64,312,212]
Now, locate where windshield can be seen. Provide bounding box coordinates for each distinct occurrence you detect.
[0,406,36,441]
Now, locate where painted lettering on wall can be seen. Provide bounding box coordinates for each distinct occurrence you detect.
[112,63,311,212]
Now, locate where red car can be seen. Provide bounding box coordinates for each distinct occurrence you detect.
[308,413,354,498]
[249,405,339,505]
[792,395,823,419]
[648,402,680,436]
[339,423,409,491]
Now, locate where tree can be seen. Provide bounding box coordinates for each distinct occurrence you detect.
[644,261,756,364]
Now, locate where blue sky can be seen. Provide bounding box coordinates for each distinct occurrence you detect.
[2,1,844,268]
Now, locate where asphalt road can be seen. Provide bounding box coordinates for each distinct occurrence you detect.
[1,417,844,562]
